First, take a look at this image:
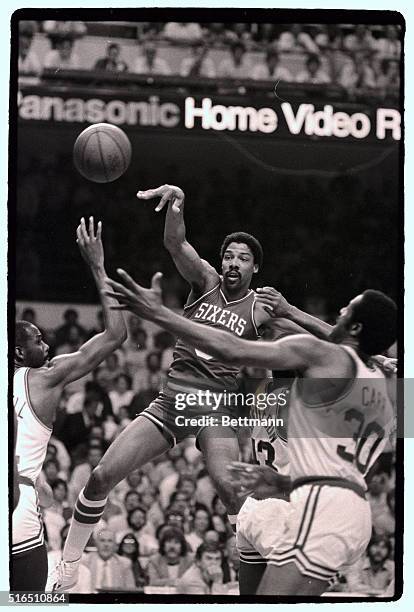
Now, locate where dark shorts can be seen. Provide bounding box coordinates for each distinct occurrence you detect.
[141,380,239,447]
[10,543,48,592]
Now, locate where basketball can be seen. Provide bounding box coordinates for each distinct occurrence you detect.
[73,123,132,183]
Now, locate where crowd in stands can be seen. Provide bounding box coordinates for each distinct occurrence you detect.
[16,303,396,595]
[17,20,401,98]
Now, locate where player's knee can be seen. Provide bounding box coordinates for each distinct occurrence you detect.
[88,465,112,496]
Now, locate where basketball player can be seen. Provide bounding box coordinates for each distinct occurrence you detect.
[51,186,274,590]
[104,269,396,596]
[12,218,127,592]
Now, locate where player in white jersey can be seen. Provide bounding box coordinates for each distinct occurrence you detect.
[105,271,397,596]
[11,218,126,592]
[234,376,291,594]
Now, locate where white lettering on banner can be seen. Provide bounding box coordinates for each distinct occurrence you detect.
[184,97,277,133]
[376,108,401,140]
[18,94,180,128]
[282,103,371,138]
[17,92,400,141]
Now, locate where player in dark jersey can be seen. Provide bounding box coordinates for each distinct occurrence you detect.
[52,185,273,590]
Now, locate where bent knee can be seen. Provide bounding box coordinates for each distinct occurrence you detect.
[88,465,113,495]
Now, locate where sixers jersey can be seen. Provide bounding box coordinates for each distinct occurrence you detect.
[250,379,290,475]
[288,346,395,490]
[168,279,259,391]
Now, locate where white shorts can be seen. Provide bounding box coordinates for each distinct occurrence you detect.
[268,484,372,582]
[12,483,44,556]
[237,496,290,564]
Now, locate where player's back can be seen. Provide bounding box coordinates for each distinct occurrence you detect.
[288,345,395,490]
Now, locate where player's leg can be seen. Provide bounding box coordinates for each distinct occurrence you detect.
[239,560,267,595]
[11,544,48,591]
[197,426,240,525]
[51,415,170,590]
[257,562,328,596]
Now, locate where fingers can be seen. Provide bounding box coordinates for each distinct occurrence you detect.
[151,272,163,293]
[89,216,95,239]
[137,185,167,200]
[76,224,84,246]
[155,191,172,213]
[80,217,90,243]
[96,220,102,240]
[106,278,138,301]
[116,268,142,293]
[171,196,183,214]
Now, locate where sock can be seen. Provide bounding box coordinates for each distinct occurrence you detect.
[63,488,107,562]
[228,514,238,533]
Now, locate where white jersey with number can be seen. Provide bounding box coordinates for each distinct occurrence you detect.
[288,345,395,490]
[12,367,52,555]
[250,378,290,475]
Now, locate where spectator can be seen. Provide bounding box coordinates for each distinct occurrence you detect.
[48,479,72,521]
[180,42,216,78]
[55,325,84,356]
[176,542,224,594]
[163,22,203,44]
[338,50,377,91]
[344,24,376,53]
[46,436,71,477]
[315,24,344,51]
[140,486,165,531]
[254,23,278,45]
[373,488,395,537]
[278,24,320,53]
[43,37,81,70]
[205,23,229,46]
[109,373,134,416]
[346,535,394,595]
[123,320,150,375]
[366,470,390,532]
[186,506,213,552]
[54,308,86,348]
[295,53,331,84]
[68,445,103,503]
[377,58,400,92]
[114,468,152,502]
[43,20,87,43]
[217,41,252,79]
[18,33,41,75]
[94,42,129,72]
[82,529,137,592]
[159,455,192,509]
[133,41,171,75]
[375,25,401,58]
[147,526,193,586]
[222,535,239,583]
[226,23,253,47]
[107,489,142,533]
[164,508,187,533]
[118,534,148,589]
[211,494,231,538]
[99,353,123,391]
[251,46,293,81]
[43,458,61,487]
[117,506,159,556]
[133,351,163,394]
[87,309,104,339]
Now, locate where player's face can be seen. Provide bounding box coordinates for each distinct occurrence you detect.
[329,295,363,344]
[221,242,258,292]
[18,325,49,368]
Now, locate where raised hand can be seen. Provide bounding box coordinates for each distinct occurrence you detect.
[76,216,104,270]
[104,270,164,321]
[255,286,291,318]
[137,184,185,214]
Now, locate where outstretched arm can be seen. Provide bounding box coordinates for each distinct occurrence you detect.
[45,218,127,387]
[137,185,218,295]
[105,270,336,373]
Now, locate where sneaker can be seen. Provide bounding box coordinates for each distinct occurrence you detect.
[46,558,80,592]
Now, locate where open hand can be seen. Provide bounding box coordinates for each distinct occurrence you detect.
[104,270,164,321]
[255,287,291,318]
[76,217,104,270]
[137,184,185,214]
